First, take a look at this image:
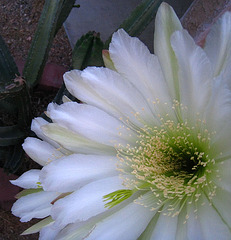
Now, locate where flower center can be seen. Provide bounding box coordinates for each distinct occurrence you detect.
[104,117,217,213]
[122,121,211,187]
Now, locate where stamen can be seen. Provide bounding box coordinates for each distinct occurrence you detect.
[105,102,217,216]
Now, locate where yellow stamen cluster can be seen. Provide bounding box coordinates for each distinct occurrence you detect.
[117,117,217,213]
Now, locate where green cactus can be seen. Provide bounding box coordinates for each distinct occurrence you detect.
[0,34,31,172]
[0,0,75,173]
[23,0,75,88]
[0,35,20,90]
[72,31,104,70]
[119,0,163,37]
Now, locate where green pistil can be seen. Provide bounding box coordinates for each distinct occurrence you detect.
[103,189,134,209]
[103,182,152,209]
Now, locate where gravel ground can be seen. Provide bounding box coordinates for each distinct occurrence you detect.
[0,0,72,66]
[0,1,72,239]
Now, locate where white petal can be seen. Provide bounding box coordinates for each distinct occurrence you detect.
[149,211,178,240]
[224,53,231,90]
[210,187,231,228]
[56,221,95,240]
[205,74,231,133]
[11,191,58,222]
[212,146,231,166]
[175,204,187,240]
[47,101,136,146]
[40,154,119,192]
[197,193,231,240]
[31,117,48,138]
[31,118,71,157]
[154,2,183,100]
[46,101,56,113]
[31,117,60,148]
[56,195,141,240]
[42,123,116,155]
[23,137,64,166]
[184,199,203,240]
[51,176,125,228]
[109,29,172,114]
[213,160,231,193]
[204,12,231,78]
[39,223,59,240]
[136,202,162,240]
[87,202,154,240]
[210,122,231,160]
[64,67,159,128]
[10,169,40,189]
[63,70,82,98]
[171,30,212,121]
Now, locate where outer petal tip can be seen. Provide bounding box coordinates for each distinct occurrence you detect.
[154,1,183,100]
[102,50,116,71]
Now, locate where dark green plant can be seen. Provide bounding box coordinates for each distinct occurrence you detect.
[105,0,163,48]
[23,0,76,88]
[0,0,76,173]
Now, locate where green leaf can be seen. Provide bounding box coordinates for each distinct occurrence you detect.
[0,125,25,146]
[104,0,163,48]
[23,0,75,88]
[55,0,76,34]
[0,84,32,173]
[0,83,32,172]
[72,31,104,70]
[84,33,104,67]
[0,81,32,138]
[0,98,18,115]
[0,35,20,89]
[72,32,95,69]
[120,0,163,36]
[0,35,24,100]
[3,144,25,173]
[15,85,32,130]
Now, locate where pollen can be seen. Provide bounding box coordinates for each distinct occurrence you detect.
[116,111,217,216]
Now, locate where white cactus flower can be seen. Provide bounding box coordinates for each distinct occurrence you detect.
[11,3,231,240]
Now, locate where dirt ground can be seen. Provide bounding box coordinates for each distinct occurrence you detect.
[0,0,72,239]
[0,0,72,66]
